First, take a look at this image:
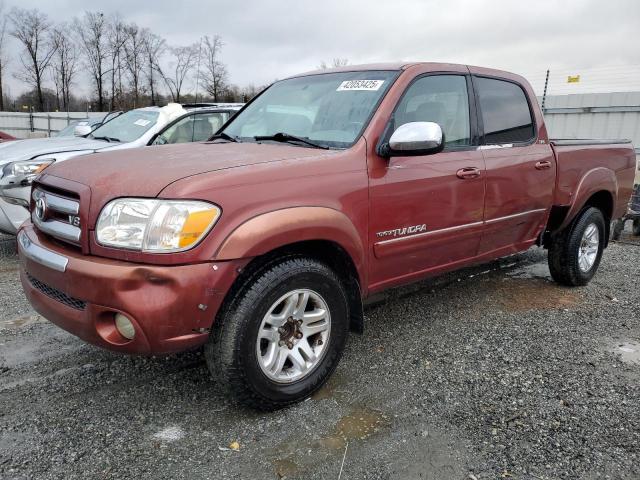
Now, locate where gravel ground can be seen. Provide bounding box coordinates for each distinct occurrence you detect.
[1,232,639,479]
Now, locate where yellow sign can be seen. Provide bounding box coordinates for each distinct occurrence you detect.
[567,75,581,83]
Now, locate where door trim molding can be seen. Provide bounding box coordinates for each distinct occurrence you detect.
[374,208,547,247]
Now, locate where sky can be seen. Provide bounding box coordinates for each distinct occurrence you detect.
[2,0,640,99]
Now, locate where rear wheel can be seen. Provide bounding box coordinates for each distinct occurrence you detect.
[205,257,349,410]
[633,219,640,237]
[548,207,605,286]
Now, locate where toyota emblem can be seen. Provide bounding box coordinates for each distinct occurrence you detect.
[35,196,47,220]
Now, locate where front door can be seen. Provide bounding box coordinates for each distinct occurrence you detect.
[368,74,486,291]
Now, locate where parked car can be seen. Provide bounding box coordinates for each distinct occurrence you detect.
[54,111,123,138]
[0,131,16,142]
[16,63,635,409]
[0,103,242,234]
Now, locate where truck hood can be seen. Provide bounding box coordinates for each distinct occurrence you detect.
[41,141,331,202]
[0,136,111,164]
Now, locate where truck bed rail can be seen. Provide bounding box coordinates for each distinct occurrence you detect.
[550,138,632,147]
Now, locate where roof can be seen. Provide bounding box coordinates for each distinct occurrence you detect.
[288,62,523,82]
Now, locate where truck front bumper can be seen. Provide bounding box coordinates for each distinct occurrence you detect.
[17,224,246,355]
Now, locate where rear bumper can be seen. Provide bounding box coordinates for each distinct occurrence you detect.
[17,224,246,355]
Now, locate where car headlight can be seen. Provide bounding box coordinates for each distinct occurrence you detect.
[2,158,55,183]
[96,198,221,252]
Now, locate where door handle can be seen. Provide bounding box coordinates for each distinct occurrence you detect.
[456,167,481,179]
[535,160,552,170]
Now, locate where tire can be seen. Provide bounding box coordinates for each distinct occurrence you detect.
[548,207,606,286]
[633,219,640,237]
[205,257,350,410]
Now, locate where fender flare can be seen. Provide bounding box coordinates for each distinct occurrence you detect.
[214,206,366,284]
[558,167,617,231]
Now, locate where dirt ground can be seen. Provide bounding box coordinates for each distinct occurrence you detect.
[1,233,639,479]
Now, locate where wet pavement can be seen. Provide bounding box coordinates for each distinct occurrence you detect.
[1,232,639,479]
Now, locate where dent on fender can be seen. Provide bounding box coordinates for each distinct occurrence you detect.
[559,167,618,230]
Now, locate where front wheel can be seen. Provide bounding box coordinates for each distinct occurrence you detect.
[548,207,606,286]
[205,257,349,410]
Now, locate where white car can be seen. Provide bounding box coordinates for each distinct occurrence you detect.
[0,103,242,234]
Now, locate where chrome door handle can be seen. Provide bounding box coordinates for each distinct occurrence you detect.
[456,167,481,179]
[535,160,552,170]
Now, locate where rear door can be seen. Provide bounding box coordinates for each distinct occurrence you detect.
[368,73,486,290]
[472,75,555,256]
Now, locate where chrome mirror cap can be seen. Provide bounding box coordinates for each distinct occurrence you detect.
[386,121,444,156]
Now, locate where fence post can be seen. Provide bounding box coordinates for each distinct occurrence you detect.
[29,107,34,133]
[47,114,51,137]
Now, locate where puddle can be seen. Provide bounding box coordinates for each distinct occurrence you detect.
[311,372,347,401]
[506,262,551,280]
[611,341,640,365]
[1,315,43,328]
[271,407,388,477]
[482,277,580,312]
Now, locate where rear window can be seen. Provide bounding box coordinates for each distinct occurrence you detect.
[475,77,534,144]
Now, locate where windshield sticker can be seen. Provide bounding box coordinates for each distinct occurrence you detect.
[134,119,152,127]
[336,80,384,91]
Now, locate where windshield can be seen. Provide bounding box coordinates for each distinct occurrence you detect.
[90,110,159,143]
[222,70,398,148]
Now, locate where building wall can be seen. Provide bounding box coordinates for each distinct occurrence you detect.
[541,91,640,183]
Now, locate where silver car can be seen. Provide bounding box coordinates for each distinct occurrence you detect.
[0,103,242,234]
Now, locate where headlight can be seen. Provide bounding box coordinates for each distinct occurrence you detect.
[2,158,55,182]
[96,198,221,252]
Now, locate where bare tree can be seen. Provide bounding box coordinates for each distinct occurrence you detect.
[158,43,198,103]
[318,58,349,70]
[0,1,8,110]
[9,7,57,111]
[142,31,165,106]
[74,11,109,111]
[123,22,145,107]
[200,35,228,102]
[50,26,78,111]
[106,14,127,110]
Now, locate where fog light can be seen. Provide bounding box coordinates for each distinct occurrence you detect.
[115,313,135,340]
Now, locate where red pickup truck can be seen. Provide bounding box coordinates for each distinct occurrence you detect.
[17,63,636,409]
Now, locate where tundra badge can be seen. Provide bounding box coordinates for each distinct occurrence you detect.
[376,224,427,239]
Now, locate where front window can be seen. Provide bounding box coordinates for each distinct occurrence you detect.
[90,110,159,143]
[222,70,398,148]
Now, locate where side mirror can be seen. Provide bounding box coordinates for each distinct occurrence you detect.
[74,125,93,137]
[381,121,444,157]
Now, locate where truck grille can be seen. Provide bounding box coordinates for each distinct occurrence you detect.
[27,272,86,310]
[31,188,81,246]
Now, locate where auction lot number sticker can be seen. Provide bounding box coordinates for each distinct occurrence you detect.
[337,80,385,91]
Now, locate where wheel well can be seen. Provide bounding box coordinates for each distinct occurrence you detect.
[230,240,364,334]
[542,190,614,248]
[584,191,614,246]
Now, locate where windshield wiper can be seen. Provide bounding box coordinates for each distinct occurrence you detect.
[92,135,121,143]
[254,132,329,150]
[209,132,241,143]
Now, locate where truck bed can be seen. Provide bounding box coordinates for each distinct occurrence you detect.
[550,139,636,220]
